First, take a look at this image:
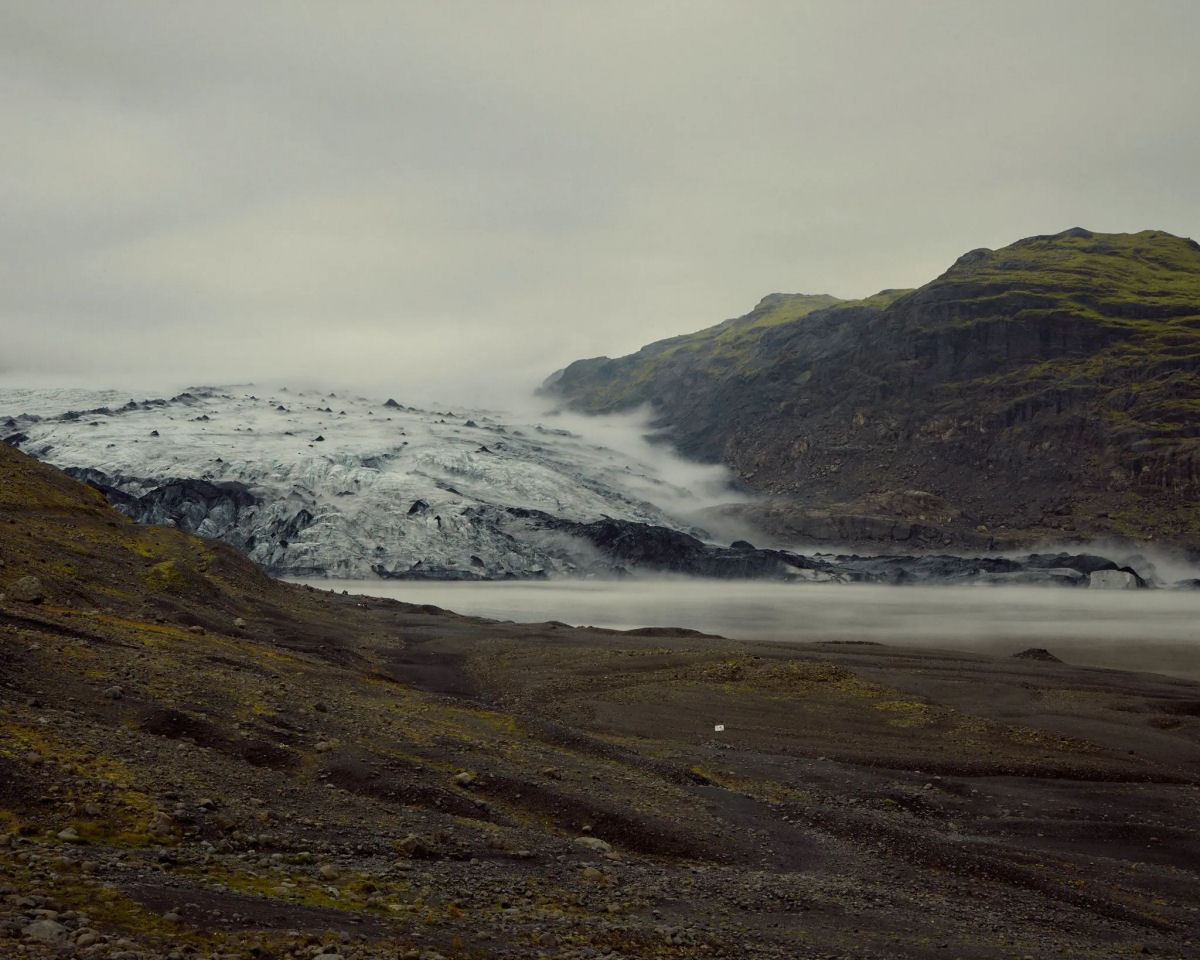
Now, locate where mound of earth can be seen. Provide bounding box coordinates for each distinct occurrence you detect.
[1012,647,1064,662]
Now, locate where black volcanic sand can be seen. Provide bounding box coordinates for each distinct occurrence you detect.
[1,443,1199,958]
[3,592,1199,960]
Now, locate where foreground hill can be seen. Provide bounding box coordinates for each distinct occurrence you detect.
[2,441,1200,958]
[545,228,1200,550]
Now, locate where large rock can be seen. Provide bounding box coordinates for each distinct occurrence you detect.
[574,836,614,854]
[1089,569,1141,589]
[1012,647,1063,662]
[7,575,44,603]
[23,919,67,945]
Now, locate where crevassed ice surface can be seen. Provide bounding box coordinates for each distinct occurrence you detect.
[0,386,720,578]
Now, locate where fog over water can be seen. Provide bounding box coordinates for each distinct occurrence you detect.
[301,579,1200,684]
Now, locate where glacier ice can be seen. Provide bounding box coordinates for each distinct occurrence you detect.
[0,385,732,578]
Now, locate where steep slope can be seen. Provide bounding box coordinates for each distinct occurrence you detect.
[546,228,1200,548]
[7,444,1200,960]
[4,441,1200,958]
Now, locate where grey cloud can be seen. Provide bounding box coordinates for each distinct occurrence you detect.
[3,1,1199,401]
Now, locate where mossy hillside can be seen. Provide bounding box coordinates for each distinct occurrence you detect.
[555,227,1200,406]
[886,229,1200,390]
[925,229,1200,322]
[0,439,275,617]
[3,443,1199,955]
[547,228,1200,545]
[551,290,913,412]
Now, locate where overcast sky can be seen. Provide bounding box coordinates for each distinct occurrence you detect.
[3,1,1199,404]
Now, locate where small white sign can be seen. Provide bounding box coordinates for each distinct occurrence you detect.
[714,723,725,732]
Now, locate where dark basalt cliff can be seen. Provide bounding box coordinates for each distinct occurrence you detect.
[544,228,1200,549]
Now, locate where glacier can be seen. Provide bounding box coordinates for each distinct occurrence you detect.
[0,385,739,579]
[0,386,1174,587]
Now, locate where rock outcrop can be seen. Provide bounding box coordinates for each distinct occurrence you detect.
[545,229,1200,549]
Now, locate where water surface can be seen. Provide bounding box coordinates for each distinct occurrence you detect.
[297,578,1200,683]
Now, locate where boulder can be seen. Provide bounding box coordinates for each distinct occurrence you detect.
[23,919,67,945]
[7,575,44,603]
[395,833,438,858]
[1026,553,1116,574]
[573,836,613,855]
[1088,569,1141,589]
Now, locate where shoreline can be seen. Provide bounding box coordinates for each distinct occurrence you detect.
[293,576,1200,683]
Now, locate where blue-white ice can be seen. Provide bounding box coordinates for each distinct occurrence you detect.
[0,385,744,578]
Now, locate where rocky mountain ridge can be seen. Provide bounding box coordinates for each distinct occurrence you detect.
[544,228,1200,551]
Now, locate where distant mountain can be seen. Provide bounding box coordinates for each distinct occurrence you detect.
[544,228,1200,550]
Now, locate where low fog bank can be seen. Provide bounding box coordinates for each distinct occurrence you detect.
[527,403,753,526]
[307,578,1200,684]
[995,539,1200,589]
